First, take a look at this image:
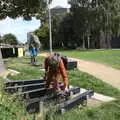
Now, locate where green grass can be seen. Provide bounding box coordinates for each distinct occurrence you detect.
[0,79,32,120]
[68,70,120,98]
[6,56,45,80]
[52,100,120,120]
[1,56,120,120]
[54,49,120,69]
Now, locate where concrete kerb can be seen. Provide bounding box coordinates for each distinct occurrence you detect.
[80,88,115,102]
[0,69,20,79]
[8,69,20,76]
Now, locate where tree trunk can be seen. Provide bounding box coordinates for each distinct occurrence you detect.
[106,33,111,49]
[40,20,45,28]
[100,30,106,48]
[82,34,85,49]
[87,35,90,49]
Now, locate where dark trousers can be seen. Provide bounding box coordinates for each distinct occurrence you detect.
[31,56,36,64]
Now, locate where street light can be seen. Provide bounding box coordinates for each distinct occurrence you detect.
[47,0,52,54]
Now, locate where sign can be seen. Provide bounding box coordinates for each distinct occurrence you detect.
[18,48,23,57]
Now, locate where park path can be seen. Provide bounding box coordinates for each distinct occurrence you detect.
[39,53,120,90]
[70,58,120,90]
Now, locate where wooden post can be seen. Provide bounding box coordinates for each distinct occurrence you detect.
[33,114,36,120]
[37,101,44,120]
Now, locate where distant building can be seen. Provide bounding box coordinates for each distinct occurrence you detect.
[0,43,24,58]
[46,6,70,21]
[51,6,69,16]
[0,43,13,48]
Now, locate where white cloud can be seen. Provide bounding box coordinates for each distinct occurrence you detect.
[0,17,40,43]
[0,0,69,43]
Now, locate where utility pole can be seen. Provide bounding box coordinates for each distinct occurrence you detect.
[47,0,52,54]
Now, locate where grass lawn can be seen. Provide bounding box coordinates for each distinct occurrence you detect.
[53,49,120,69]
[0,56,120,120]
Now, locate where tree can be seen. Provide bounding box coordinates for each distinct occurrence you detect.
[69,0,120,49]
[51,15,61,48]
[34,23,49,49]
[94,0,120,48]
[2,33,18,45]
[34,15,62,49]
[69,0,93,49]
[57,13,78,49]
[0,0,52,21]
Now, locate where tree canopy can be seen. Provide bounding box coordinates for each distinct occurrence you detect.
[34,23,49,49]
[1,33,18,45]
[33,0,120,49]
[68,0,120,48]
[0,0,52,20]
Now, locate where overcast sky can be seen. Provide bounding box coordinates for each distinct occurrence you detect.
[0,0,69,43]
[51,0,70,8]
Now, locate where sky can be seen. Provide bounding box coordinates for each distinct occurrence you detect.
[0,0,69,43]
[0,17,40,43]
[51,0,70,8]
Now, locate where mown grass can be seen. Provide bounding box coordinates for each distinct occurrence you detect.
[1,56,120,120]
[53,49,120,69]
[6,56,45,80]
[68,70,120,98]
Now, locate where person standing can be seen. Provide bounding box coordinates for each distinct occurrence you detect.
[29,44,37,64]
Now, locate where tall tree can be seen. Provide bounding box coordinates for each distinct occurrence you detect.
[0,0,52,21]
[2,33,18,45]
[57,13,78,49]
[34,15,61,49]
[69,0,92,49]
[34,23,49,49]
[96,0,120,48]
[69,0,120,49]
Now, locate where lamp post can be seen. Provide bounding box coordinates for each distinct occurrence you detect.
[47,0,52,54]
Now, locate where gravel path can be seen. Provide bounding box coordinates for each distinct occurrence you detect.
[70,58,120,90]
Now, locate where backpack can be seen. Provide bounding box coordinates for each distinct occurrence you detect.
[47,55,61,67]
[61,56,68,69]
[47,53,68,69]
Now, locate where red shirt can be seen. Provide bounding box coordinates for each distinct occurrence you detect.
[44,56,68,88]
